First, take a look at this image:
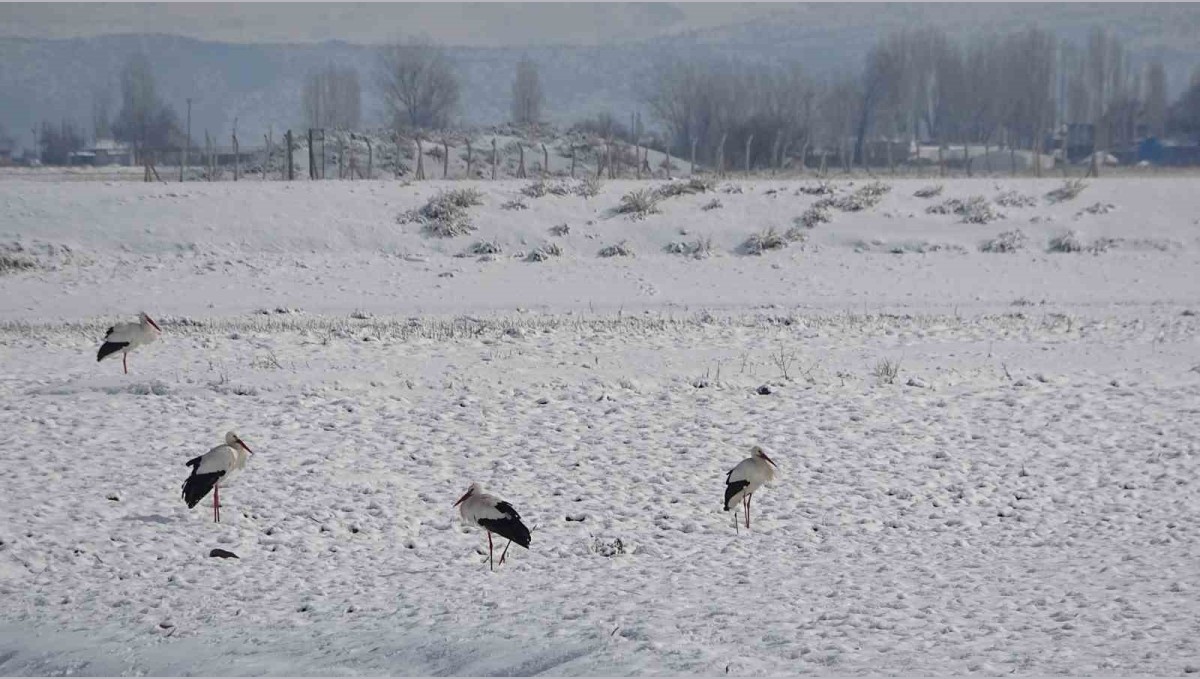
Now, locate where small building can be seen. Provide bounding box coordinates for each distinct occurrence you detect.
[69,139,134,166]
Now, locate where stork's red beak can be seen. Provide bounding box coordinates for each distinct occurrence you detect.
[146,316,161,332]
[237,438,253,455]
[761,452,777,467]
[453,490,472,507]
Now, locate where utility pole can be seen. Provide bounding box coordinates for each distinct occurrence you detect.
[182,97,192,182]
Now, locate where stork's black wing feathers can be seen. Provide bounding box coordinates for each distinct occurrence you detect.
[724,480,750,511]
[97,341,129,362]
[184,455,203,469]
[494,501,520,519]
[103,326,115,339]
[182,469,225,508]
[479,501,531,548]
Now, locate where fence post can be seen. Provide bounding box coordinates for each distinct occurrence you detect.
[570,145,576,178]
[442,139,449,178]
[691,139,697,177]
[466,139,473,178]
[232,118,239,181]
[308,129,315,180]
[366,137,372,179]
[491,138,497,180]
[286,130,294,180]
[517,143,526,178]
[415,138,425,180]
[717,133,727,179]
[744,134,753,176]
[635,141,642,179]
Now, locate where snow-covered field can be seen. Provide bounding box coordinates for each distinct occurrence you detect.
[1,176,1198,675]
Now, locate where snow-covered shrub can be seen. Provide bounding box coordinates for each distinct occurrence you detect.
[721,183,744,194]
[0,254,36,275]
[466,240,502,255]
[857,180,892,200]
[655,177,716,199]
[441,187,484,208]
[614,189,660,220]
[1047,230,1085,253]
[783,226,809,245]
[549,223,570,237]
[701,198,723,211]
[598,241,635,258]
[1077,202,1116,216]
[914,185,944,199]
[980,229,1028,253]
[520,180,549,198]
[402,189,483,237]
[1089,237,1120,253]
[925,197,965,215]
[797,181,836,196]
[958,196,1005,224]
[741,227,787,255]
[501,198,528,210]
[995,189,1038,208]
[663,237,714,259]
[796,205,831,229]
[832,182,889,212]
[1045,178,1087,204]
[872,358,901,385]
[589,536,636,557]
[925,195,1003,223]
[813,196,839,210]
[525,242,563,262]
[575,178,602,198]
[522,179,579,198]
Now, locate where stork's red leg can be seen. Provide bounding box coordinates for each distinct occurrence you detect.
[747,493,752,529]
[122,353,128,374]
[213,484,220,523]
[487,531,494,571]
[499,540,512,566]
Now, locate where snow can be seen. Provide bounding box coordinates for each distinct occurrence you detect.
[1,175,1199,675]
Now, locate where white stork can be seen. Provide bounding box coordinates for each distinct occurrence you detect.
[723,445,778,531]
[97,311,161,374]
[454,482,532,571]
[181,432,254,523]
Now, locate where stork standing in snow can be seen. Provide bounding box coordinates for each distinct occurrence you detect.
[181,432,254,523]
[723,445,778,531]
[454,483,532,571]
[97,312,161,374]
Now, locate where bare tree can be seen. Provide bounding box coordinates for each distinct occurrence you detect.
[511,56,543,125]
[92,87,113,141]
[1144,61,1167,138]
[112,53,181,157]
[303,64,362,130]
[377,37,460,130]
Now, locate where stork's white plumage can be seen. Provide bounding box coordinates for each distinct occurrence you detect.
[97,311,161,374]
[182,431,254,523]
[723,445,778,530]
[454,482,532,571]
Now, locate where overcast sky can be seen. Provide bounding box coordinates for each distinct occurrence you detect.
[0,3,785,47]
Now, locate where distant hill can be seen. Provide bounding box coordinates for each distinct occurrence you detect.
[1,3,1196,148]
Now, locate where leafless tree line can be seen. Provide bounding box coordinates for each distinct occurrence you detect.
[303,64,361,130]
[644,26,1179,171]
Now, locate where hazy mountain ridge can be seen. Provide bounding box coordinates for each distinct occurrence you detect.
[1,4,1196,148]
